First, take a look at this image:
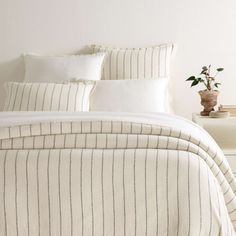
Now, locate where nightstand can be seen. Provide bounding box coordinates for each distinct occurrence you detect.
[192,113,236,176]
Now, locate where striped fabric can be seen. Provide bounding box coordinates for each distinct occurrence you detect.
[0,117,236,235]
[3,82,95,112]
[90,44,174,80]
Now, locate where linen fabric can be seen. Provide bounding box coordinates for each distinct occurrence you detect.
[90,79,169,112]
[90,43,174,80]
[24,53,105,83]
[3,82,95,111]
[0,111,235,235]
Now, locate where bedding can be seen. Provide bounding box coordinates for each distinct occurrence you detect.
[24,53,105,83]
[3,81,95,112]
[0,111,236,236]
[90,79,169,113]
[90,43,174,80]
[89,44,175,113]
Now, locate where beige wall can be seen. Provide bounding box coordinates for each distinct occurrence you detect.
[1,0,236,118]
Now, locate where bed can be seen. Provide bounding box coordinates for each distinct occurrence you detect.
[0,44,236,236]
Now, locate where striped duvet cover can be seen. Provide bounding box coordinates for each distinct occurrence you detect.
[0,112,235,236]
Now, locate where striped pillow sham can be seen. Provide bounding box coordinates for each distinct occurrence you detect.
[3,81,95,112]
[90,43,175,80]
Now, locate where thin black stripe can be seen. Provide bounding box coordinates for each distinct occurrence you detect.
[215,180,222,234]
[34,84,41,111]
[49,84,56,111]
[19,83,27,110]
[36,151,41,236]
[81,84,86,111]
[6,82,13,111]
[223,169,229,175]
[226,205,229,236]
[74,85,80,111]
[137,49,140,78]
[91,150,94,236]
[66,84,72,111]
[166,150,169,236]
[80,150,84,236]
[145,149,148,236]
[42,84,49,111]
[223,187,230,195]
[58,150,62,236]
[176,152,180,236]
[15,150,19,236]
[101,150,105,236]
[47,150,51,236]
[26,83,33,111]
[207,165,213,236]
[12,84,20,110]
[133,150,137,236]
[63,134,66,149]
[198,156,202,235]
[116,50,120,80]
[158,47,161,77]
[164,45,167,77]
[102,47,107,79]
[26,151,30,236]
[144,48,148,78]
[58,85,64,111]
[3,151,8,236]
[69,150,73,236]
[151,48,155,78]
[123,150,126,236]
[123,50,127,80]
[112,150,115,236]
[187,153,191,236]
[156,150,159,236]
[109,51,113,80]
[130,50,133,79]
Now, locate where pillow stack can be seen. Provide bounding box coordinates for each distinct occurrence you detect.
[89,44,175,113]
[3,53,105,112]
[3,43,175,113]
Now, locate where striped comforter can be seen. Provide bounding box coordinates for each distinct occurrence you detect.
[0,112,235,236]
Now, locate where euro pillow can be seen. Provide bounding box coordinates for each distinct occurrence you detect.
[24,53,105,83]
[3,81,95,112]
[90,79,170,113]
[90,44,174,80]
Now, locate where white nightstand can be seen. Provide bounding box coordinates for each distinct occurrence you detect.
[192,113,236,176]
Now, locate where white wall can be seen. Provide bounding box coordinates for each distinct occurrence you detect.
[1,0,236,118]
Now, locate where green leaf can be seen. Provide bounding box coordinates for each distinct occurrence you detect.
[191,80,199,87]
[186,76,196,81]
[214,83,221,88]
[201,70,209,75]
[217,68,224,72]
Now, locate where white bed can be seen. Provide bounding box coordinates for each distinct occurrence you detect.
[0,111,236,236]
[0,44,236,236]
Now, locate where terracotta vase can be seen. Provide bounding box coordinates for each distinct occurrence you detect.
[199,90,219,116]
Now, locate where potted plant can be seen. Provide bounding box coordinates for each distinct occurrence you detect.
[186,65,224,116]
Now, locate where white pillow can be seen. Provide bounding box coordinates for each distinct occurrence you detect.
[4,81,95,112]
[90,44,174,80]
[90,79,170,113]
[24,53,106,83]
